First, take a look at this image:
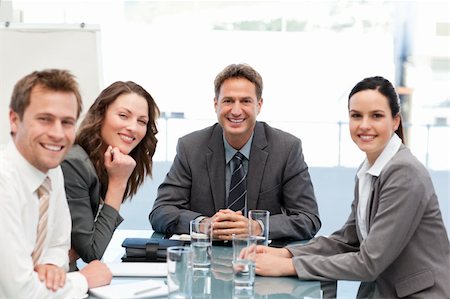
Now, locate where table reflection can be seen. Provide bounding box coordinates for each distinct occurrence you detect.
[209,245,326,299]
[193,268,212,299]
[89,230,361,299]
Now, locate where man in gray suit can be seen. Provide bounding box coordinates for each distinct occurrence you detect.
[149,63,321,241]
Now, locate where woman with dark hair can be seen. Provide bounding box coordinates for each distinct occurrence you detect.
[61,81,159,270]
[253,76,450,298]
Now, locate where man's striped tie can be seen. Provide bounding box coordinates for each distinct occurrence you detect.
[227,152,247,214]
[32,176,51,265]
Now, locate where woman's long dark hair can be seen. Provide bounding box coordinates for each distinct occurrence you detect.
[76,81,159,200]
[348,76,404,144]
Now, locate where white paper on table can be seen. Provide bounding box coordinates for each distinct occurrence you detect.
[89,279,167,299]
[169,234,191,241]
[107,262,167,277]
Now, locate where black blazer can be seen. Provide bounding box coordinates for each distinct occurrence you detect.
[61,145,123,268]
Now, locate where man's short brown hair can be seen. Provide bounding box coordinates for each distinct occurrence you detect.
[214,64,263,100]
[10,69,82,119]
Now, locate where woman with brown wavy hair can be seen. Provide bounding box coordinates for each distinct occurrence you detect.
[61,81,159,270]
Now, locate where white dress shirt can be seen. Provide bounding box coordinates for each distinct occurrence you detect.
[0,142,88,299]
[357,134,402,239]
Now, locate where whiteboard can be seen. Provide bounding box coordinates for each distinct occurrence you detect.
[0,23,102,145]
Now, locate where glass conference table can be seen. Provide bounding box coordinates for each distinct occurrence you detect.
[87,229,361,299]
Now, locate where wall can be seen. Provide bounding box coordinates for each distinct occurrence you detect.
[0,24,101,144]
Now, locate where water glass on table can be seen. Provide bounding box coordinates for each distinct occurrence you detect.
[232,234,257,292]
[248,210,270,246]
[167,246,193,299]
[190,219,212,268]
[192,268,211,299]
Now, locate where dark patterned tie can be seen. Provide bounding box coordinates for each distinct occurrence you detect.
[227,152,247,214]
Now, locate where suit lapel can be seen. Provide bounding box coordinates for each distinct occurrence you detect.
[354,181,364,242]
[247,122,268,211]
[207,124,226,212]
[367,176,378,232]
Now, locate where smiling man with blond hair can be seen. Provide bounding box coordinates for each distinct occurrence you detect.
[0,69,112,299]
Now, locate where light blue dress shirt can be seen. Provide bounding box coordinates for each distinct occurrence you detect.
[223,133,253,200]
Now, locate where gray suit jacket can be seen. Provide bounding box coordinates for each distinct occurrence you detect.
[61,145,123,267]
[149,122,321,240]
[287,145,450,298]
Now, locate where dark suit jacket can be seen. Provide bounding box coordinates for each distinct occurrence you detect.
[61,145,123,269]
[287,145,450,298]
[149,122,321,240]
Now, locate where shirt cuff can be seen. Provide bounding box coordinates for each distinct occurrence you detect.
[257,220,265,236]
[195,216,207,222]
[67,272,88,299]
[100,203,124,227]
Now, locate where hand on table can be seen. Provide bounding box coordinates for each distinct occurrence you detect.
[34,264,66,291]
[255,245,293,258]
[211,209,249,240]
[255,252,296,277]
[79,260,112,288]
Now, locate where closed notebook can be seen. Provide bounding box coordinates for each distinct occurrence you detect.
[121,238,187,262]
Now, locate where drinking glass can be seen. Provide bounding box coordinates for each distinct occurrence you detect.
[167,246,193,299]
[190,219,212,268]
[232,234,257,291]
[248,210,270,246]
